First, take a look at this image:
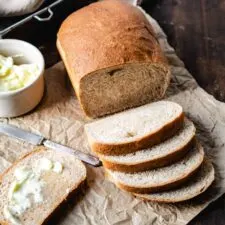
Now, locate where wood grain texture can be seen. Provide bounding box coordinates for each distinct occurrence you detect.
[144,0,225,102]
[1,0,225,224]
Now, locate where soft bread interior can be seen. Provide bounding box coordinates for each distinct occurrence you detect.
[85,101,182,144]
[80,63,170,117]
[100,118,195,165]
[134,160,215,203]
[106,142,204,192]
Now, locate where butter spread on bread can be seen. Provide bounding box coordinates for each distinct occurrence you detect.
[4,158,64,225]
[0,148,86,225]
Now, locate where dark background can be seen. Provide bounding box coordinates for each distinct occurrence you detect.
[1,0,225,224]
[145,0,225,102]
[146,1,225,224]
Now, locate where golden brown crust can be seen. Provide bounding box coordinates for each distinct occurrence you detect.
[41,180,87,225]
[105,143,204,194]
[113,168,199,194]
[57,0,169,118]
[133,188,196,203]
[133,160,215,203]
[106,160,203,194]
[133,184,205,203]
[101,137,195,173]
[90,112,185,155]
[57,0,167,83]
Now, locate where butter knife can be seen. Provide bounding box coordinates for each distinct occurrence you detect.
[0,123,101,167]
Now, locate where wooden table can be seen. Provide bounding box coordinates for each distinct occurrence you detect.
[144,0,225,102]
[145,1,225,224]
[1,1,225,224]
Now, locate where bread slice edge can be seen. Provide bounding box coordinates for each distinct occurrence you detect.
[133,160,215,203]
[86,111,185,156]
[101,137,195,172]
[105,142,204,194]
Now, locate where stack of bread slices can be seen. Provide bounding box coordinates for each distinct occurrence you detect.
[85,101,215,203]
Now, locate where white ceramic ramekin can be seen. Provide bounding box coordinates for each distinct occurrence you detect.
[0,39,45,117]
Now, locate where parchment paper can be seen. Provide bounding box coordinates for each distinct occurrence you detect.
[1,6,225,225]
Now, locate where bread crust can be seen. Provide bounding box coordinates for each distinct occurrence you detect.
[133,180,211,203]
[108,168,198,194]
[101,137,195,173]
[57,0,167,83]
[133,160,215,203]
[57,0,170,118]
[105,143,204,194]
[88,112,184,155]
[42,180,87,225]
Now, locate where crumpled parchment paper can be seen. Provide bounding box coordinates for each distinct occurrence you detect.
[1,6,225,225]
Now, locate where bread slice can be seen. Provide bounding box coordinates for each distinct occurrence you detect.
[57,0,170,118]
[134,160,215,203]
[106,142,204,194]
[100,118,196,172]
[85,101,184,155]
[0,148,86,225]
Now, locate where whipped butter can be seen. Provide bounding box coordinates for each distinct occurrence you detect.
[4,158,63,225]
[0,54,39,92]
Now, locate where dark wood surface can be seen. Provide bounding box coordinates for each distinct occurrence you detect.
[143,1,225,224]
[1,1,225,224]
[144,0,225,102]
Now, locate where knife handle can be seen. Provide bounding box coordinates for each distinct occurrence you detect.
[43,140,102,167]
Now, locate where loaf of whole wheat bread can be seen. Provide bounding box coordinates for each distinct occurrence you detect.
[57,0,170,118]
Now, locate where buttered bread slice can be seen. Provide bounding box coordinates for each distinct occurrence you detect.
[100,118,196,172]
[85,101,184,155]
[0,148,86,225]
[106,142,204,194]
[134,160,215,203]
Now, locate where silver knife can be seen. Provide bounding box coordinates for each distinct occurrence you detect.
[0,123,101,167]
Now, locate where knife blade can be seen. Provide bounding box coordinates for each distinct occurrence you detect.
[0,123,101,167]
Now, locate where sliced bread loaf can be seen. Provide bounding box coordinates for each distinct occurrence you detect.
[57,0,170,118]
[134,160,215,203]
[85,101,184,155]
[106,142,204,194]
[0,147,86,225]
[100,118,196,172]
